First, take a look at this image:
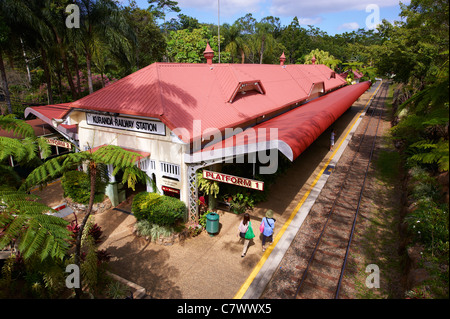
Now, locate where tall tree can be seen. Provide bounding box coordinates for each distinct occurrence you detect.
[73,0,136,94]
[166,26,230,63]
[222,23,248,63]
[0,7,17,114]
[148,0,180,34]
[123,4,166,69]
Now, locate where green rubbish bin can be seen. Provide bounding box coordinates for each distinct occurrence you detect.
[205,212,220,235]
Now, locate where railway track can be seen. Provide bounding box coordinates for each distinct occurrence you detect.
[261,81,389,299]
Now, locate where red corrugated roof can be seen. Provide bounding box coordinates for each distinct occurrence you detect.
[66,62,346,142]
[25,103,72,121]
[192,81,371,162]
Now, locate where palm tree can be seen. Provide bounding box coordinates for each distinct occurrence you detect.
[0,0,78,101]
[223,23,248,64]
[256,17,281,64]
[75,0,136,94]
[20,143,148,298]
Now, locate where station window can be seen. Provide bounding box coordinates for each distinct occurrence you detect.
[160,162,180,181]
[139,158,155,171]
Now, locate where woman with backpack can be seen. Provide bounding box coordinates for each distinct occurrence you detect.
[260,209,276,252]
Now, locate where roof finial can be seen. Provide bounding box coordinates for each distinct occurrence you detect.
[203,41,215,65]
[280,52,286,66]
[311,56,316,65]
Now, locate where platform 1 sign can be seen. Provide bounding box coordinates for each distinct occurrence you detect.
[202,170,264,191]
[45,138,72,149]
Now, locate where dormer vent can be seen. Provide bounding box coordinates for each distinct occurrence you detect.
[228,80,265,103]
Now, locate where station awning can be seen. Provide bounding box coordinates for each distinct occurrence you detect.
[185,81,370,163]
[24,104,78,140]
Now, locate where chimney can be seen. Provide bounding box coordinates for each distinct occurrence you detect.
[280,52,286,66]
[311,56,316,65]
[203,42,214,65]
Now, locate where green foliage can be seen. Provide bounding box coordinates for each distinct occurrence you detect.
[0,253,68,298]
[405,166,449,260]
[80,235,100,295]
[303,49,341,70]
[0,188,71,261]
[166,26,230,63]
[375,150,402,182]
[0,115,50,172]
[197,170,220,210]
[409,139,449,172]
[132,192,186,226]
[196,171,219,199]
[0,164,22,189]
[406,199,449,255]
[134,219,175,242]
[61,170,106,205]
[230,192,255,214]
[391,62,449,172]
[132,191,161,218]
[106,280,129,299]
[21,144,147,193]
[0,114,35,138]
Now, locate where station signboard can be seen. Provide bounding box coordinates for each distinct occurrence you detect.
[202,170,264,191]
[86,113,165,136]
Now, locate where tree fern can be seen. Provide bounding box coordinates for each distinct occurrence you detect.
[409,139,449,171]
[0,188,71,261]
[3,121,149,297]
[0,118,72,264]
[0,114,35,139]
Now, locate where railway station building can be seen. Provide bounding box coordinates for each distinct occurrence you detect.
[25,45,370,222]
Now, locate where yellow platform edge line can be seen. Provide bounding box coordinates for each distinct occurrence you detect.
[233,80,382,299]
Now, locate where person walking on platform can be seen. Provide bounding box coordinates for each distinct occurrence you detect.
[260,210,276,252]
[330,128,336,151]
[238,213,255,257]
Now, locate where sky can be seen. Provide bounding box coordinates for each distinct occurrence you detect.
[133,0,411,35]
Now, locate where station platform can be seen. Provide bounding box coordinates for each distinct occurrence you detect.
[237,80,382,299]
[30,81,382,299]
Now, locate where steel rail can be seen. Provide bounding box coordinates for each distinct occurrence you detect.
[335,83,387,298]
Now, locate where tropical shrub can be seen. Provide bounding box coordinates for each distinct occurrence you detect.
[132,192,186,226]
[61,170,107,205]
[405,166,449,256]
[134,219,175,241]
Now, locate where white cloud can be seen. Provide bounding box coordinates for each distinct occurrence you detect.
[269,0,410,18]
[298,17,323,25]
[177,0,262,17]
[338,22,360,30]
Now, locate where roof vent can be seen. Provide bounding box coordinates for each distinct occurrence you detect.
[203,42,214,65]
[228,80,265,103]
